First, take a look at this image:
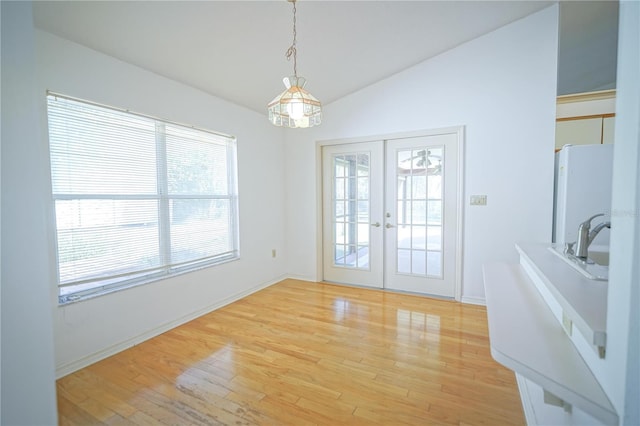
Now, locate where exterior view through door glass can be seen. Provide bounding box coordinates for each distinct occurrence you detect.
[322,142,383,288]
[395,146,444,277]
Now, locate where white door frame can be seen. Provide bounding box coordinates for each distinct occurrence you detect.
[316,126,465,301]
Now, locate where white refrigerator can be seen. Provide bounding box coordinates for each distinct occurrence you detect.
[553,144,613,249]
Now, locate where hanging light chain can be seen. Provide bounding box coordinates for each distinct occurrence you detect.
[285,0,298,77]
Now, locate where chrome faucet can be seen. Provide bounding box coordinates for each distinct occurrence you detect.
[575,213,611,259]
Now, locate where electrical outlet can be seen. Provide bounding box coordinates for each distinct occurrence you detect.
[470,195,487,206]
[272,249,277,258]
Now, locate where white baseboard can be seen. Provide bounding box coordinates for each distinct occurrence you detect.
[461,295,486,306]
[55,275,286,378]
[284,273,318,283]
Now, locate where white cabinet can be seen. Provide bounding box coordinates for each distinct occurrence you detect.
[556,117,604,147]
[555,91,616,150]
[555,115,615,150]
[602,116,615,144]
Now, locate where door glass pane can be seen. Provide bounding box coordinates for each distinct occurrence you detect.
[357,178,369,199]
[402,176,412,196]
[427,251,442,277]
[335,245,345,265]
[397,200,407,226]
[427,200,442,225]
[357,154,369,176]
[345,155,357,176]
[332,152,370,270]
[335,222,345,244]
[412,175,426,200]
[428,175,442,200]
[335,156,345,177]
[357,201,369,222]
[345,245,357,267]
[347,178,357,199]
[411,225,426,250]
[344,222,353,244]
[335,178,345,200]
[412,250,426,275]
[427,226,441,251]
[397,225,411,249]
[395,146,444,277]
[427,148,443,199]
[398,249,411,274]
[358,246,370,268]
[411,200,426,225]
[397,150,412,169]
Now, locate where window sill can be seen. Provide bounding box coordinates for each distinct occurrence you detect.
[58,256,240,306]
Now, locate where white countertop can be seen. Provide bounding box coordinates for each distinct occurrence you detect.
[483,262,617,425]
[516,243,608,349]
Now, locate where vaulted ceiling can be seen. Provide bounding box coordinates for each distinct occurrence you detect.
[32,1,618,114]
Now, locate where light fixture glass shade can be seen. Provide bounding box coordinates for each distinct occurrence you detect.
[268,76,322,128]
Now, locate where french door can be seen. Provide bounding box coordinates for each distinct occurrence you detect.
[322,130,461,298]
[322,142,384,288]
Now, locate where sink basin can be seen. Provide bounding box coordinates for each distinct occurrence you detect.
[588,250,609,266]
[549,246,609,281]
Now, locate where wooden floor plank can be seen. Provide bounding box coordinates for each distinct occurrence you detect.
[57,279,524,425]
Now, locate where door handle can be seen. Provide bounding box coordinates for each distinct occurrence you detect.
[371,222,381,227]
[385,223,395,229]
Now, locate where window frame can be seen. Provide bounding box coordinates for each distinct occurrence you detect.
[46,92,240,304]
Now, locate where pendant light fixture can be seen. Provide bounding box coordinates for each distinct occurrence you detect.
[268,0,322,128]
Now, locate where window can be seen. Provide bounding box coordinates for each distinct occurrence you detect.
[47,93,239,304]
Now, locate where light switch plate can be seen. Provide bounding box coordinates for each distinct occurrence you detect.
[470,195,487,206]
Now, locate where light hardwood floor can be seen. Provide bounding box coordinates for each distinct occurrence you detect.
[57,279,525,425]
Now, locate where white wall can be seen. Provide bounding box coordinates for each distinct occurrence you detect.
[284,5,559,302]
[605,1,640,422]
[1,2,58,424]
[34,30,288,375]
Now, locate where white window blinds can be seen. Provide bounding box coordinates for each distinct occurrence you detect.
[47,93,239,303]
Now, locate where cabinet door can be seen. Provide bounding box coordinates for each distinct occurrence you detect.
[555,117,602,150]
[602,116,615,144]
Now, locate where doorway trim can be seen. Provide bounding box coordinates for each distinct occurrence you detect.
[315,126,465,301]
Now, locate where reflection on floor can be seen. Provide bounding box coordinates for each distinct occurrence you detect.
[57,279,524,425]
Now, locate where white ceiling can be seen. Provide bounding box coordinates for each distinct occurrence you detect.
[32,1,617,114]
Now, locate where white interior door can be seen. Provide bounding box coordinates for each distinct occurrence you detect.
[322,130,461,298]
[322,142,384,288]
[384,134,459,297]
